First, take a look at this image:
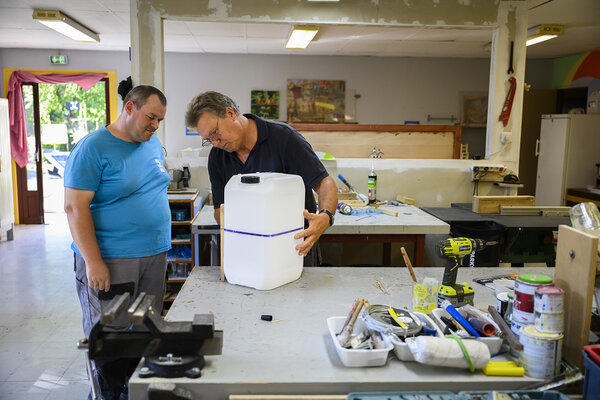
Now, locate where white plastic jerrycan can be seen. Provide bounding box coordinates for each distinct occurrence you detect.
[223,172,305,290]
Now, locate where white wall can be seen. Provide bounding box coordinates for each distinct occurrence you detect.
[165,53,492,155]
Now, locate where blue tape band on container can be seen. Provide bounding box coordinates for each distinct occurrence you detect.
[224,227,303,238]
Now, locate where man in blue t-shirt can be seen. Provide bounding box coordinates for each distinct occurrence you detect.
[185,91,337,266]
[64,85,169,400]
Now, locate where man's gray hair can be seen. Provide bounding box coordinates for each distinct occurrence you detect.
[185,91,240,128]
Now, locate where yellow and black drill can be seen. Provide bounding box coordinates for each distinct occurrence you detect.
[436,237,486,307]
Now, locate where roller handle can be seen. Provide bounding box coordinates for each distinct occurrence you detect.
[488,305,523,351]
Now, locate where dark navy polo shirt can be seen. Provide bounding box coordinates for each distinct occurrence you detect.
[208,114,328,213]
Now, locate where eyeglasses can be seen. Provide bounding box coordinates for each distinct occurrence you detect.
[201,118,221,147]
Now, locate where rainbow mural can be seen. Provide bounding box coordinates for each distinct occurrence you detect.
[553,50,600,90]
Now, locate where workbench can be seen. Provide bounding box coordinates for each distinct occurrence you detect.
[129,266,552,399]
[422,204,570,266]
[191,204,449,267]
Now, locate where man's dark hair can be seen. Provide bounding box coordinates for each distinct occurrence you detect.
[185,91,240,128]
[123,85,167,110]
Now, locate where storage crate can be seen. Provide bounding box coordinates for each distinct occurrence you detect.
[347,392,457,400]
[584,345,600,400]
[458,390,571,400]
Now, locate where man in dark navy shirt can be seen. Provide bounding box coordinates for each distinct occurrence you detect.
[185,91,337,265]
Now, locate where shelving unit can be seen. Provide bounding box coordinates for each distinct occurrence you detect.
[165,189,201,310]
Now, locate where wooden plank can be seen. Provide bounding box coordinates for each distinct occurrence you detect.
[553,225,598,369]
[500,206,571,216]
[292,124,461,159]
[472,196,535,214]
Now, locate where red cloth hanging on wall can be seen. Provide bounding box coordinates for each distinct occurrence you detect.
[6,71,106,168]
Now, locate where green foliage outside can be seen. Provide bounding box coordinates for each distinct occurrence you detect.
[39,81,106,151]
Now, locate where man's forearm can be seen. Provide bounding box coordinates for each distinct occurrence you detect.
[315,176,338,215]
[65,206,103,264]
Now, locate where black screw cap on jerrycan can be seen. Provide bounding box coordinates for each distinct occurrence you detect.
[241,175,260,184]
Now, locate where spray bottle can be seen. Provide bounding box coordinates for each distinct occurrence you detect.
[368,165,377,204]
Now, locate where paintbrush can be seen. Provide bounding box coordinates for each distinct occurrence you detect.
[400,247,417,283]
[337,298,365,347]
[339,298,360,334]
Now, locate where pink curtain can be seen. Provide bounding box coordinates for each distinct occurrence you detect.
[7,71,106,168]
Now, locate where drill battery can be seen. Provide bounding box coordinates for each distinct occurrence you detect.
[437,282,475,307]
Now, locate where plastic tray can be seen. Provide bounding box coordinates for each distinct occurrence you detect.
[583,345,600,400]
[327,316,393,367]
[391,312,444,361]
[458,390,572,399]
[347,392,457,400]
[430,308,503,355]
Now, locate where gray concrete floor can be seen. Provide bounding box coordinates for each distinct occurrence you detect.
[0,212,90,399]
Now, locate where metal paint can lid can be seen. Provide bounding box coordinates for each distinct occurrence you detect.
[520,324,563,340]
[517,273,553,285]
[535,286,564,296]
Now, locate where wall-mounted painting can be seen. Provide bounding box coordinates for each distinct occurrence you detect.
[460,92,488,128]
[286,79,345,123]
[251,90,279,120]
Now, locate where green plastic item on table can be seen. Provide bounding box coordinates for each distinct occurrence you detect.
[517,273,552,284]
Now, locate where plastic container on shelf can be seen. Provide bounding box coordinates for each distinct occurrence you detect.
[224,173,304,290]
[430,308,503,355]
[391,312,444,361]
[327,316,393,367]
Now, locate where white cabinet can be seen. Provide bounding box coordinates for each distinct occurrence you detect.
[535,114,600,206]
[0,99,14,240]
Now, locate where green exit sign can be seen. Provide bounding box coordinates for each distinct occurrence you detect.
[49,55,68,65]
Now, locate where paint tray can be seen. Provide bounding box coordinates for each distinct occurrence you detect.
[430,308,503,355]
[327,316,393,367]
[391,312,444,361]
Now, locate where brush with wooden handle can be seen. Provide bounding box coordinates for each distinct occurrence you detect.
[400,247,417,283]
[337,299,365,347]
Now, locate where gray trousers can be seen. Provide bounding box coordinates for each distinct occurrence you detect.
[74,252,167,400]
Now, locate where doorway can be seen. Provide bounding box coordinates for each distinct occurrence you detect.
[16,79,109,224]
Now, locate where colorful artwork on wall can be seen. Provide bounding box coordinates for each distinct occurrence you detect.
[251,90,279,120]
[286,79,345,123]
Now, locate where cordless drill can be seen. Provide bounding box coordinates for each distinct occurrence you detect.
[436,237,486,307]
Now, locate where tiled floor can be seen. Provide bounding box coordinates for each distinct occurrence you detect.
[0,212,90,399]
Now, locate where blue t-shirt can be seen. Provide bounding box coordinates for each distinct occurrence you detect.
[208,114,328,213]
[64,127,171,259]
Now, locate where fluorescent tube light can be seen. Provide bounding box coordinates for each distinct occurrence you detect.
[526,24,563,47]
[285,25,319,49]
[33,9,100,43]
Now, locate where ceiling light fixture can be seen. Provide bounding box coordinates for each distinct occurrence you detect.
[526,24,563,47]
[285,25,319,49]
[32,9,100,43]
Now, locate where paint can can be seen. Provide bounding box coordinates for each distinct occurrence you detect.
[519,325,563,379]
[513,273,553,323]
[534,310,564,334]
[509,318,526,357]
[534,286,564,313]
[496,292,509,317]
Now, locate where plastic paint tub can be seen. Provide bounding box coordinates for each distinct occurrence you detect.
[513,274,553,323]
[534,310,564,334]
[519,325,563,379]
[534,286,564,313]
[510,319,527,357]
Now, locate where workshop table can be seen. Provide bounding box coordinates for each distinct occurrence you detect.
[192,204,450,267]
[129,266,552,399]
[422,204,571,267]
